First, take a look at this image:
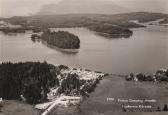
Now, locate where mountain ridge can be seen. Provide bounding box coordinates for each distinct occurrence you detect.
[38,0,129,15]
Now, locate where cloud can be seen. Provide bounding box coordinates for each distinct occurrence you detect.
[111,0,168,13]
[0,0,61,17]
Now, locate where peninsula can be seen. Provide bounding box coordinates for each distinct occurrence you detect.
[0,62,106,107]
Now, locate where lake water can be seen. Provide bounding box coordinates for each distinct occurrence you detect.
[0,24,168,74]
[0,23,168,115]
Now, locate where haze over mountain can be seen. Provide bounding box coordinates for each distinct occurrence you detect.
[38,0,129,15]
[114,0,168,14]
[0,0,167,18]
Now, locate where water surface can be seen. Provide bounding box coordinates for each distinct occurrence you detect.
[0,25,167,74]
[0,23,168,115]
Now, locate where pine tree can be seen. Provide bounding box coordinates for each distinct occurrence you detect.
[163,104,168,111]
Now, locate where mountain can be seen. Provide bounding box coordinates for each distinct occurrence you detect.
[38,0,129,15]
[115,0,168,14]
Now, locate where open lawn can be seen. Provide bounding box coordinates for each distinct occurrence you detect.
[0,100,39,115]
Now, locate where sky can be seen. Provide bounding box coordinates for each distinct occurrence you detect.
[0,0,61,17]
[0,0,167,18]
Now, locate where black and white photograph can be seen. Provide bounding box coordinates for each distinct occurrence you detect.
[0,0,168,115]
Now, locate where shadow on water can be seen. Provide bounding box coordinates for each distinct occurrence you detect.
[31,38,79,55]
[97,33,133,39]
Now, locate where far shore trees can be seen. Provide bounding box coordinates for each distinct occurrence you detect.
[41,30,80,49]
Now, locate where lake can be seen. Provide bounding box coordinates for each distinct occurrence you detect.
[0,23,168,115]
[0,24,168,75]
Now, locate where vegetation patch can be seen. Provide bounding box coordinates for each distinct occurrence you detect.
[88,24,133,38]
[0,62,106,106]
[126,69,168,82]
[41,30,80,49]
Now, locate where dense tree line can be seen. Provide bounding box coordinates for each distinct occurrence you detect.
[159,18,168,24]
[1,12,168,39]
[58,73,101,97]
[0,62,103,104]
[3,12,167,29]
[31,34,41,42]
[41,30,80,49]
[157,104,168,111]
[155,69,168,81]
[58,73,81,95]
[0,27,25,33]
[126,69,168,82]
[88,24,133,38]
[0,62,59,104]
[0,103,2,113]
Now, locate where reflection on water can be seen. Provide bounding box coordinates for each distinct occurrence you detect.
[41,41,79,55]
[31,37,79,55]
[96,32,133,39]
[0,22,168,115]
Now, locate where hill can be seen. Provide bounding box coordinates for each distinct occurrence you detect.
[38,0,128,15]
[1,12,168,38]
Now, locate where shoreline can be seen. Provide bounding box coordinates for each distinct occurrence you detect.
[1,74,168,115]
[96,32,132,39]
[0,62,167,115]
[35,65,108,115]
[41,41,79,53]
[0,61,108,115]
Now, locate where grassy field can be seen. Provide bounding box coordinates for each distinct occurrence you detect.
[49,75,168,115]
[76,75,168,115]
[1,75,168,115]
[0,100,39,115]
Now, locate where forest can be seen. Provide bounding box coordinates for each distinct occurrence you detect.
[41,30,80,49]
[1,12,167,38]
[0,62,102,105]
[0,62,59,104]
[126,69,168,82]
[0,27,25,33]
[88,24,133,38]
